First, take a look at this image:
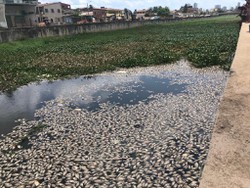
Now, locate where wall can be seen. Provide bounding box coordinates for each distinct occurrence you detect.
[0,18,205,43]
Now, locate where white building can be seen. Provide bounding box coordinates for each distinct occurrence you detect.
[215,5,221,10]
[194,3,198,9]
[36,2,71,25]
[222,6,227,12]
[136,9,146,20]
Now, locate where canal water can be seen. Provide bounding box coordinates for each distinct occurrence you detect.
[0,67,189,136]
[0,61,229,187]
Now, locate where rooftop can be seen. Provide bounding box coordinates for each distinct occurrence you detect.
[78,7,123,12]
[1,0,38,5]
[37,2,70,7]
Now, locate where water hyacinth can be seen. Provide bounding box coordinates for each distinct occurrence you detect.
[0,16,239,92]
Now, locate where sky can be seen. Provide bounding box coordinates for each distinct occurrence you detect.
[40,0,245,10]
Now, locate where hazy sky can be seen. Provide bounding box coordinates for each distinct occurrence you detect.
[41,0,245,10]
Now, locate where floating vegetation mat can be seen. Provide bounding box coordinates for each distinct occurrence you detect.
[0,16,239,91]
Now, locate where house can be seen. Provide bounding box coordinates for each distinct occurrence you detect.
[36,2,71,25]
[78,7,124,23]
[0,0,38,28]
[136,9,146,20]
[105,8,123,21]
[179,4,199,17]
[78,7,106,23]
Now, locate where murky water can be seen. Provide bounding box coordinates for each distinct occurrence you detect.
[0,61,229,187]
[0,71,187,136]
[70,76,187,111]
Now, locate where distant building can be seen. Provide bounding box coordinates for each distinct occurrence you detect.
[0,0,38,28]
[78,7,123,22]
[36,2,71,25]
[136,9,146,20]
[78,7,106,23]
[215,5,221,9]
[180,4,199,15]
[105,8,123,21]
[222,6,227,11]
[92,8,106,22]
[194,3,198,9]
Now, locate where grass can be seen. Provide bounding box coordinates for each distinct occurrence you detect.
[0,15,240,92]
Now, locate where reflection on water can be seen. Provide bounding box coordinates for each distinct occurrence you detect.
[71,76,187,111]
[0,73,187,136]
[0,77,94,136]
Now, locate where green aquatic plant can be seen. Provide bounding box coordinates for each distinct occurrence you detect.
[0,15,240,91]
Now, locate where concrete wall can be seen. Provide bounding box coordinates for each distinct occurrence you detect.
[0,18,200,43]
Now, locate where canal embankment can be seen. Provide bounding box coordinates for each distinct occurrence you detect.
[0,16,227,43]
[0,18,199,43]
[200,23,250,188]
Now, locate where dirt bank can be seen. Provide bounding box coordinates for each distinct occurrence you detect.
[199,23,250,187]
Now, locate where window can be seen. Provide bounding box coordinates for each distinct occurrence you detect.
[57,9,61,13]
[51,9,54,13]
[45,9,48,13]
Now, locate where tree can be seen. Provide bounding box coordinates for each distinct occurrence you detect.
[145,8,153,17]
[124,8,129,20]
[124,8,134,20]
[157,6,170,17]
[89,5,94,10]
[147,6,170,17]
[183,4,188,13]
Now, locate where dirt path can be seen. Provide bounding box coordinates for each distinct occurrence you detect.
[199,23,250,187]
